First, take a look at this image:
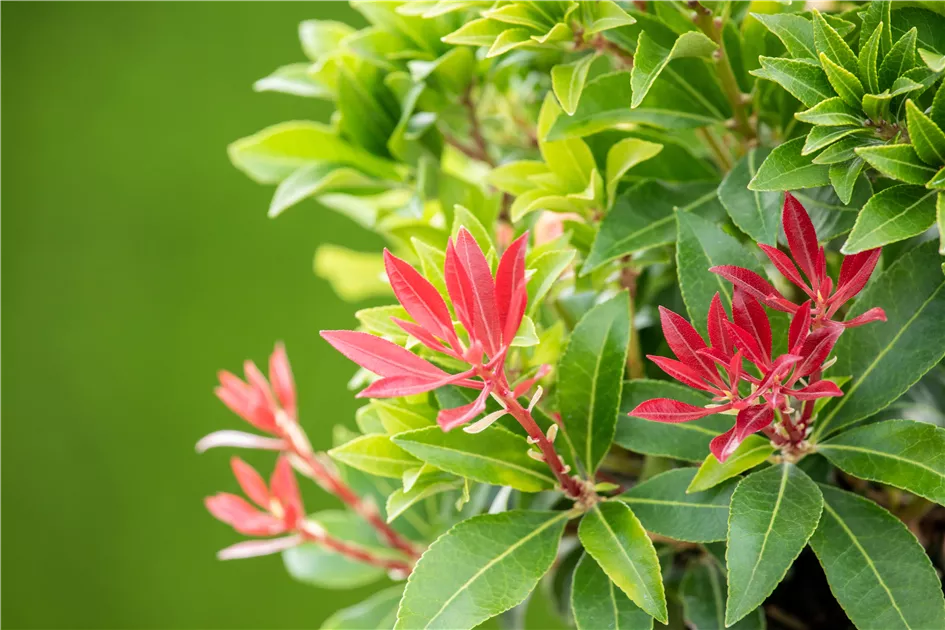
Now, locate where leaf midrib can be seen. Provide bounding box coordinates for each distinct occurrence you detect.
[396,439,555,485]
[592,505,657,610]
[818,443,945,480]
[623,497,728,509]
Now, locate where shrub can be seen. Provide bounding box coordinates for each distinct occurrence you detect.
[203,2,945,628]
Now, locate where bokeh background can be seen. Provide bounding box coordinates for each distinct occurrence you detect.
[1,3,400,628]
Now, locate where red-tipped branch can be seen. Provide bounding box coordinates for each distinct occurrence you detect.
[300,520,413,576]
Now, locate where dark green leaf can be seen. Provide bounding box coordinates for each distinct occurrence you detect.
[725,464,823,626]
[803,125,870,156]
[855,144,937,184]
[795,97,863,127]
[812,135,880,165]
[392,426,557,492]
[820,53,864,108]
[579,501,667,623]
[719,147,781,245]
[395,510,569,629]
[859,22,883,94]
[933,81,945,129]
[818,419,945,505]
[842,184,937,252]
[687,435,775,494]
[571,553,653,630]
[816,241,945,437]
[809,485,945,630]
[620,468,736,542]
[752,13,815,59]
[681,559,765,630]
[321,586,404,630]
[829,158,866,205]
[879,27,918,91]
[558,293,630,474]
[748,137,830,191]
[906,99,945,166]
[750,57,834,108]
[812,9,857,74]
[631,31,717,108]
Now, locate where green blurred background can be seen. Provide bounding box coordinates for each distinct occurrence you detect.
[0,2,398,628]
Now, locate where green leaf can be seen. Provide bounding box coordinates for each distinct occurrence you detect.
[605,138,663,206]
[526,249,575,308]
[748,137,830,191]
[793,182,870,241]
[681,559,765,630]
[813,135,879,165]
[841,184,937,252]
[617,380,732,463]
[933,81,945,130]
[412,237,448,298]
[578,501,668,623]
[552,53,597,116]
[795,97,863,127]
[803,125,870,156]
[620,468,736,543]
[920,47,945,72]
[725,464,823,626]
[859,1,892,58]
[395,510,569,630]
[284,510,398,589]
[558,293,630,474]
[906,99,945,166]
[719,147,781,245]
[355,306,410,342]
[809,485,945,630]
[879,27,918,91]
[442,18,508,47]
[859,23,883,94]
[314,245,391,302]
[228,121,403,184]
[392,426,557,493]
[254,63,331,99]
[816,241,945,438]
[818,419,945,505]
[631,31,718,108]
[675,209,766,336]
[372,399,435,434]
[750,57,833,108]
[582,0,636,35]
[269,163,381,218]
[321,585,404,630]
[829,157,866,205]
[687,435,775,494]
[819,53,864,108]
[571,553,653,630]
[812,9,858,74]
[856,144,937,185]
[329,434,420,479]
[752,13,815,59]
[387,473,462,523]
[487,160,547,196]
[940,193,945,253]
[538,94,596,192]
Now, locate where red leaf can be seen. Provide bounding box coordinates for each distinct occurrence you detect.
[830,248,881,309]
[709,266,795,312]
[216,370,277,433]
[357,369,477,398]
[710,426,741,462]
[789,380,844,400]
[629,398,729,423]
[320,330,448,379]
[758,244,811,295]
[735,404,774,440]
[782,193,821,287]
[732,289,772,362]
[725,321,769,369]
[269,343,297,417]
[842,307,887,328]
[384,250,457,346]
[392,318,449,353]
[454,228,503,356]
[270,456,303,528]
[658,307,721,385]
[794,325,843,378]
[648,355,718,393]
[231,457,271,508]
[444,239,475,335]
[707,293,734,358]
[495,233,529,345]
[788,301,812,352]
[205,494,286,537]
[437,385,493,430]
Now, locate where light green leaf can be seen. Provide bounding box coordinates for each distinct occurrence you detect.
[752,13,815,59]
[812,9,858,74]
[605,138,663,206]
[939,193,945,253]
[482,3,553,30]
[919,47,945,72]
[582,0,636,35]
[879,27,917,91]
[841,184,937,253]
[819,53,864,107]
[809,485,945,630]
[387,473,462,523]
[571,553,653,630]
[321,585,404,630]
[931,167,945,190]
[392,426,557,492]
[816,241,945,438]
[859,22,883,94]
[269,163,381,218]
[750,57,834,108]
[795,97,863,127]
[676,209,766,337]
[299,20,355,61]
[314,245,391,302]
[858,1,892,58]
[254,63,331,99]
[725,464,823,626]
[526,249,575,309]
[373,399,435,434]
[412,238,448,298]
[818,419,945,505]
[681,559,765,630]
[687,435,775,494]
[487,160,548,196]
[933,81,945,130]
[329,434,419,478]
[803,125,870,156]
[631,31,718,108]
[558,293,630,474]
[617,380,732,463]
[442,18,507,47]
[395,510,569,630]
[748,137,830,191]
[538,93,596,193]
[720,147,781,245]
[906,99,945,166]
[486,28,534,58]
[856,144,938,184]
[578,501,668,623]
[355,305,410,341]
[510,315,539,347]
[813,135,879,165]
[620,468,736,543]
[552,53,597,116]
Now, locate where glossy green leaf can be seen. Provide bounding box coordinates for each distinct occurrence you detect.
[579,501,667,623]
[321,585,404,630]
[582,0,636,34]
[681,559,765,630]
[857,144,937,185]
[753,13,815,59]
[820,53,864,107]
[859,22,883,94]
[812,9,857,74]
[725,464,823,626]
[387,473,462,523]
[254,63,331,99]
[395,510,569,630]
[552,53,596,116]
[329,434,420,479]
[919,47,945,72]
[818,419,945,505]
[604,138,663,205]
[299,20,354,60]
[795,97,863,127]
[829,157,866,205]
[392,426,557,492]
[817,241,945,437]
[620,468,736,543]
[270,163,381,218]
[906,99,945,166]
[809,485,945,630]
[719,147,780,245]
[558,292,630,474]
[939,193,945,253]
[526,248,575,309]
[487,160,547,196]
[803,125,870,156]
[878,27,917,91]
[676,209,766,336]
[859,1,892,58]
[631,31,717,108]
[748,137,830,191]
[842,184,937,252]
[617,380,732,463]
[750,57,833,108]
[813,135,879,165]
[687,435,775,494]
[374,399,436,434]
[538,94,596,193]
[571,553,653,630]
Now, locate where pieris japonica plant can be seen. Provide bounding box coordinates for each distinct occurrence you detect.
[205,1,945,628]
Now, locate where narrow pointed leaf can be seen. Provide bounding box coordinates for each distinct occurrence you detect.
[687,435,775,494]
[719,147,781,245]
[878,28,917,90]
[328,434,420,479]
[748,137,830,191]
[604,138,663,205]
[795,97,863,127]
[631,31,718,108]
[571,553,653,630]
[681,559,765,630]
[858,23,883,93]
[552,53,596,116]
[750,57,834,108]
[829,158,866,205]
[820,53,864,107]
[812,10,858,74]
[855,145,937,185]
[321,330,448,379]
[753,13,815,59]
[906,99,945,166]
[842,184,937,253]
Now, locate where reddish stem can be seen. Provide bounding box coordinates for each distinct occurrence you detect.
[300,521,413,576]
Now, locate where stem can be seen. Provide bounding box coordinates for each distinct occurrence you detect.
[619,258,645,379]
[300,521,413,576]
[696,127,732,171]
[461,84,495,167]
[573,28,634,68]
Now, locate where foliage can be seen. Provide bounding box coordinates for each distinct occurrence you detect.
[204,2,945,629]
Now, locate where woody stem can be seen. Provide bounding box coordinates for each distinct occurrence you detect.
[300,521,414,575]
